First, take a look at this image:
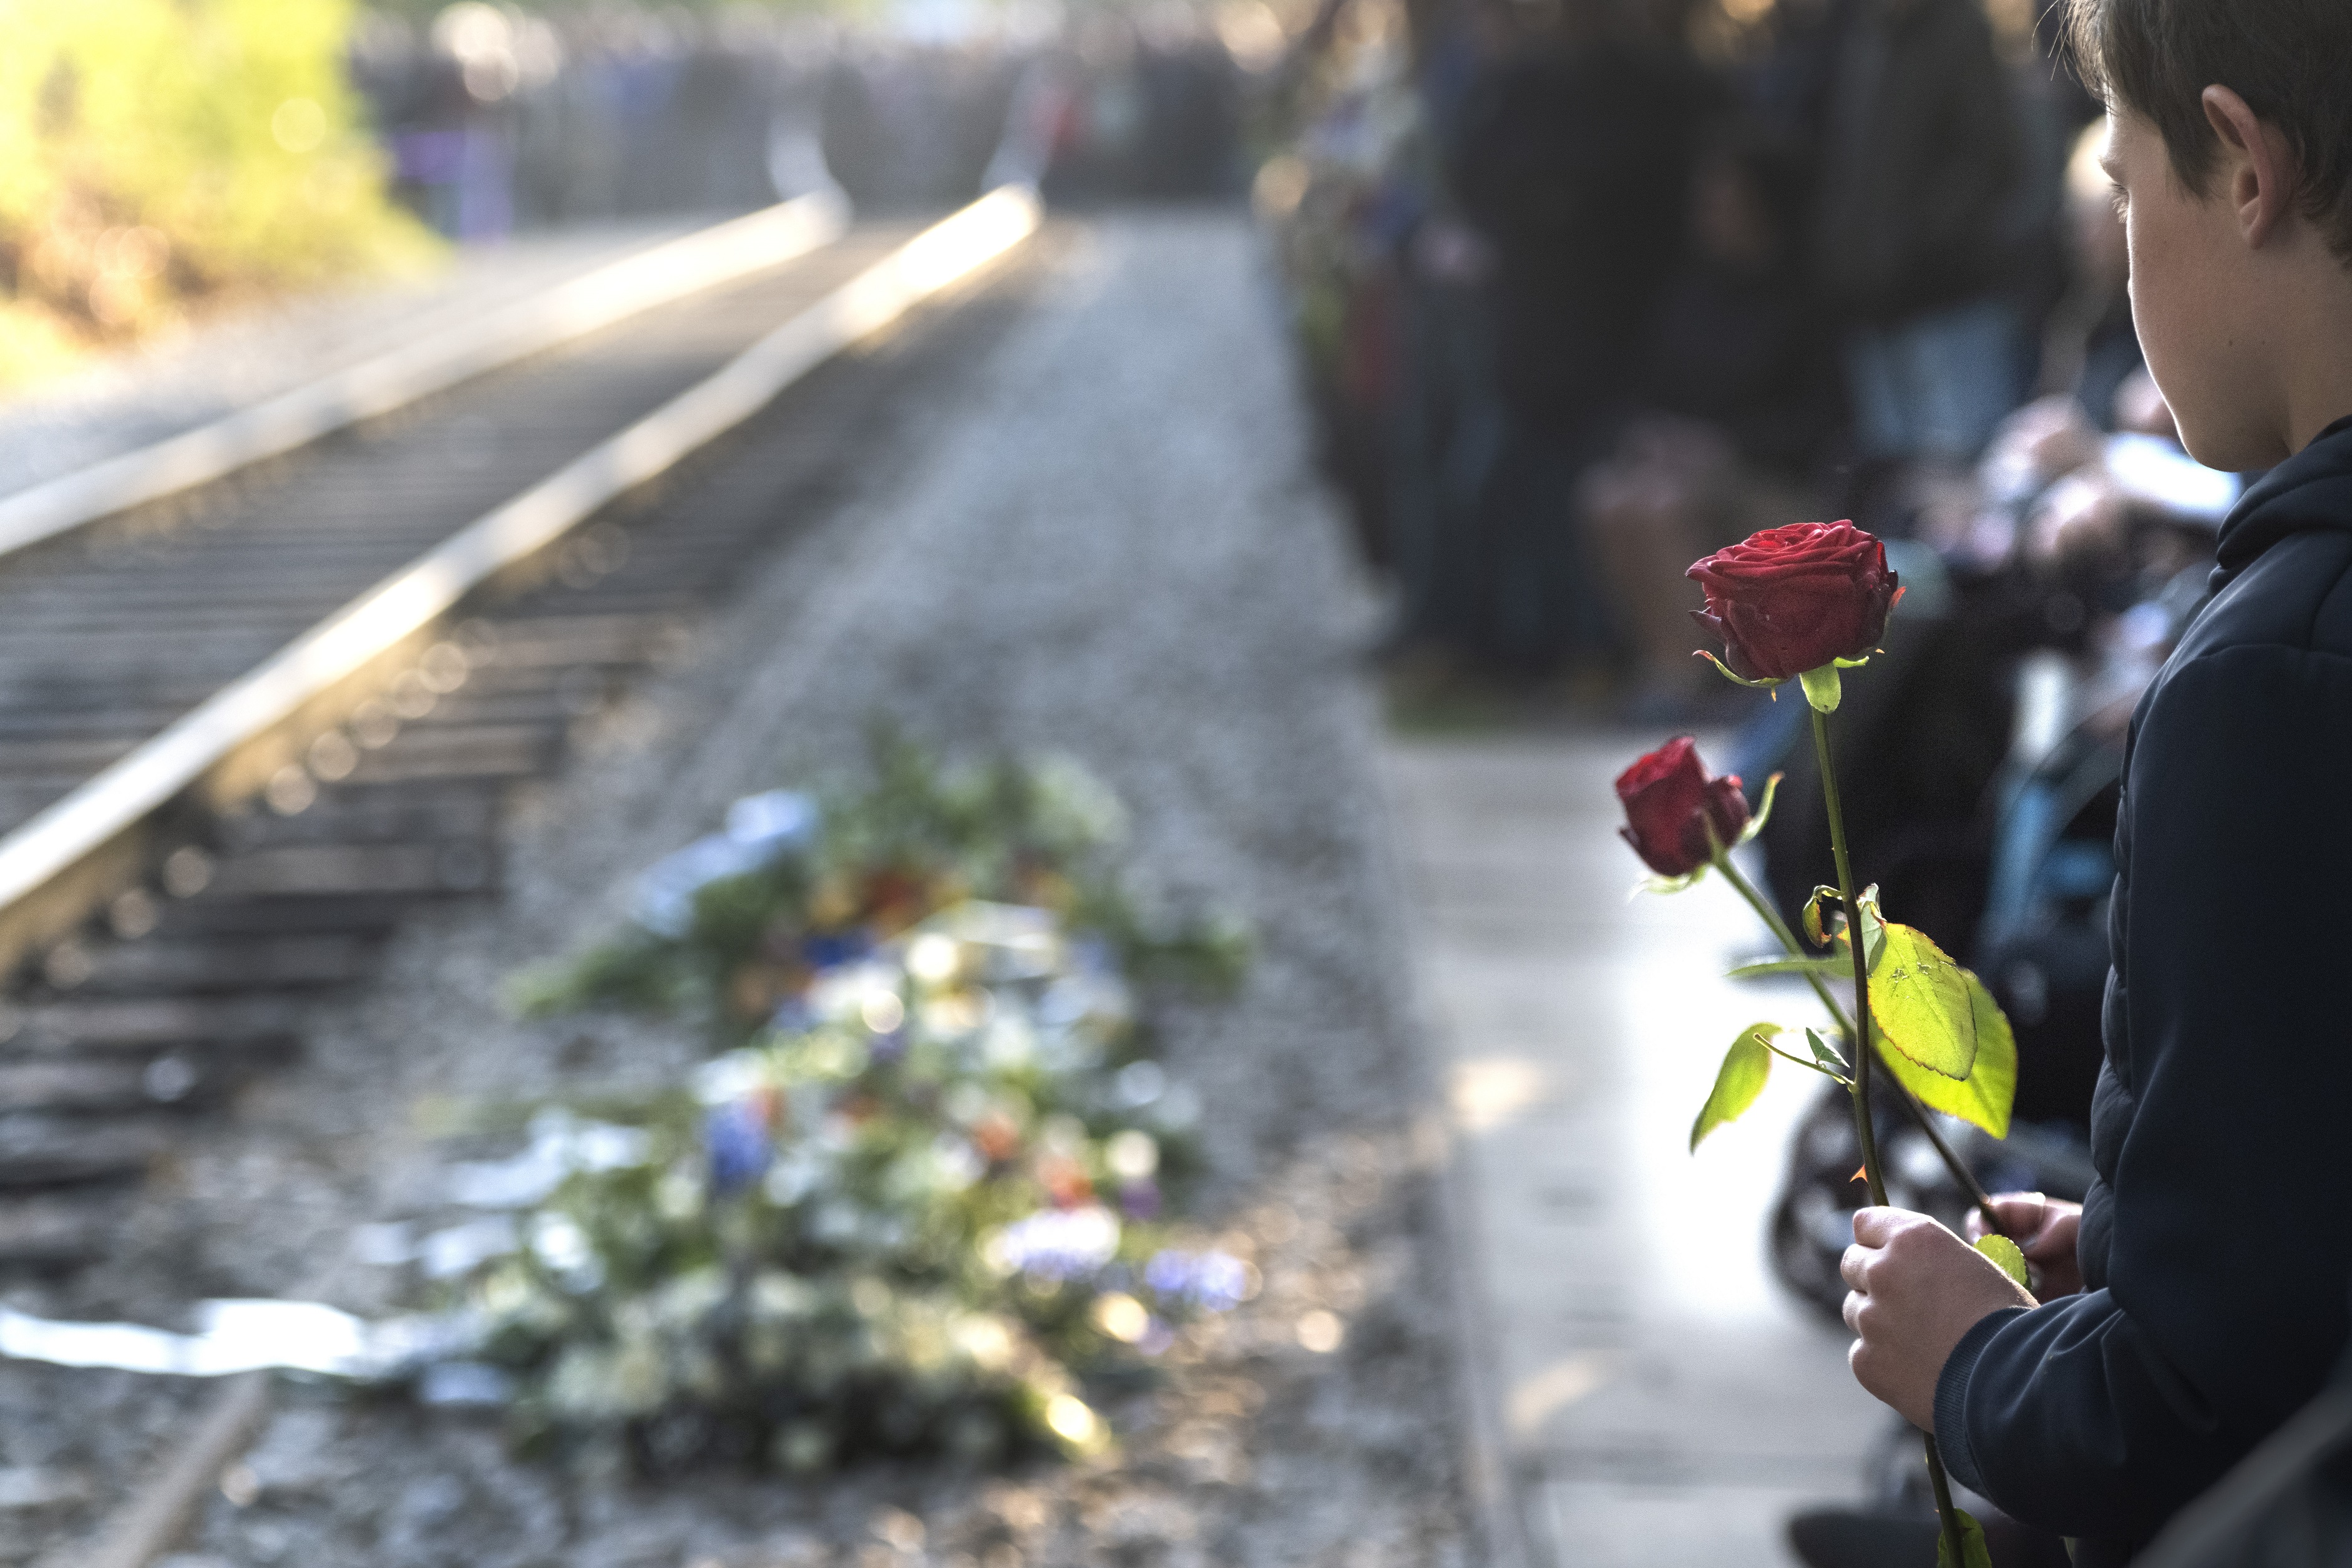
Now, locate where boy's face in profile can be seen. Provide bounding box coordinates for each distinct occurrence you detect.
[2102,108,2266,471]
[2104,90,2352,472]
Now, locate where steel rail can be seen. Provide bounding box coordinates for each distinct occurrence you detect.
[19,185,1040,1568]
[0,185,1040,973]
[0,188,851,563]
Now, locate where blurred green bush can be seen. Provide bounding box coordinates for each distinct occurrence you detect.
[0,0,436,390]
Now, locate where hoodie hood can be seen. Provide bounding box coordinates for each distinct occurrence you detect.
[2212,414,2352,595]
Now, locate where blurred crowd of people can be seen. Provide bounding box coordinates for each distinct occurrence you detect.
[1264,0,2240,727]
[1260,9,2285,1552]
[1267,9,2262,1401]
[346,2,1256,242]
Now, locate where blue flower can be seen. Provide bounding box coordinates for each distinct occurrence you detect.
[630,794,816,939]
[1143,1249,1249,1312]
[703,1103,773,1196]
[1189,1252,1250,1311]
[1143,1249,1188,1296]
[801,930,872,972]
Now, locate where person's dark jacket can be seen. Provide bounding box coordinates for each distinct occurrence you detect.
[1933,416,2352,1564]
[1809,0,2021,324]
[1452,37,1713,427]
[1645,257,1843,480]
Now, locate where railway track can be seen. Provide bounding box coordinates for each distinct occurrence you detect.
[0,188,1043,1283]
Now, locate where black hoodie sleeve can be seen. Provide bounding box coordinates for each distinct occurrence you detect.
[1936,626,2352,1542]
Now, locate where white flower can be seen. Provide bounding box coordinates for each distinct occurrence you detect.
[1105,1130,1159,1181]
[981,1015,1037,1069]
[763,1148,827,1206]
[656,1166,705,1220]
[691,1049,767,1106]
[529,1212,595,1276]
[931,1135,985,1191]
[809,962,904,1027]
[993,1205,1120,1282]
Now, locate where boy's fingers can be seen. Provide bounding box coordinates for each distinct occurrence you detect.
[1975,1193,2047,1239]
[2019,1210,2079,1260]
[1840,1243,1871,1292]
[1988,1192,2048,1220]
[1850,1205,1903,1246]
[1993,1195,2062,1235]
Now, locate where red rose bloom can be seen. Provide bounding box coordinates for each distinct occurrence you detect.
[1616,736,1750,878]
[1687,520,1901,682]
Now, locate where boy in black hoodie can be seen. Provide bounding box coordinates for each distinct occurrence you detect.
[1830,1,2352,1561]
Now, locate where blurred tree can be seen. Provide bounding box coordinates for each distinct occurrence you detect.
[0,0,434,389]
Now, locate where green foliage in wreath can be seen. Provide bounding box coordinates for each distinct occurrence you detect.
[461,738,1254,1475]
[512,733,1248,1046]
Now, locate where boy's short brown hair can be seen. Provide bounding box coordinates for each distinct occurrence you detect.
[2065,0,2352,260]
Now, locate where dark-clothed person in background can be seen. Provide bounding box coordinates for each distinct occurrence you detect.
[1808,0,2025,467]
[1582,123,1844,716]
[1448,1,1714,673]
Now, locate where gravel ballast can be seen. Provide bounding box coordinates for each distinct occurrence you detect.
[5,211,1471,1568]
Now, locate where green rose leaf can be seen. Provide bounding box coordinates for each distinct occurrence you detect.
[1802,886,1840,949]
[1828,889,1886,972]
[1798,665,1843,712]
[1725,955,1847,981]
[1973,1234,2031,1293]
[1936,1507,1994,1568]
[1690,1023,1778,1153]
[1804,1028,1850,1076]
[1856,887,1886,970]
[1873,968,2016,1137]
[1868,920,1980,1080]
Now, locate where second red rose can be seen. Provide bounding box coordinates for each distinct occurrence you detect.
[1616,736,1750,879]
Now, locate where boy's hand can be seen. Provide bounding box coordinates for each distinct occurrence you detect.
[1964,1192,2084,1298]
[1842,1207,2037,1430]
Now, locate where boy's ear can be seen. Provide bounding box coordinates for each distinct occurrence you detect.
[2201,85,2298,248]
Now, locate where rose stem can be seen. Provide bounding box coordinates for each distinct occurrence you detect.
[1714,854,1996,1217]
[1811,701,1970,1563]
[1925,1433,1966,1543]
[1805,704,1885,1208]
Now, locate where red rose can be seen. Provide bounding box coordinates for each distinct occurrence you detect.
[1687,520,1901,682]
[1616,736,1750,878]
